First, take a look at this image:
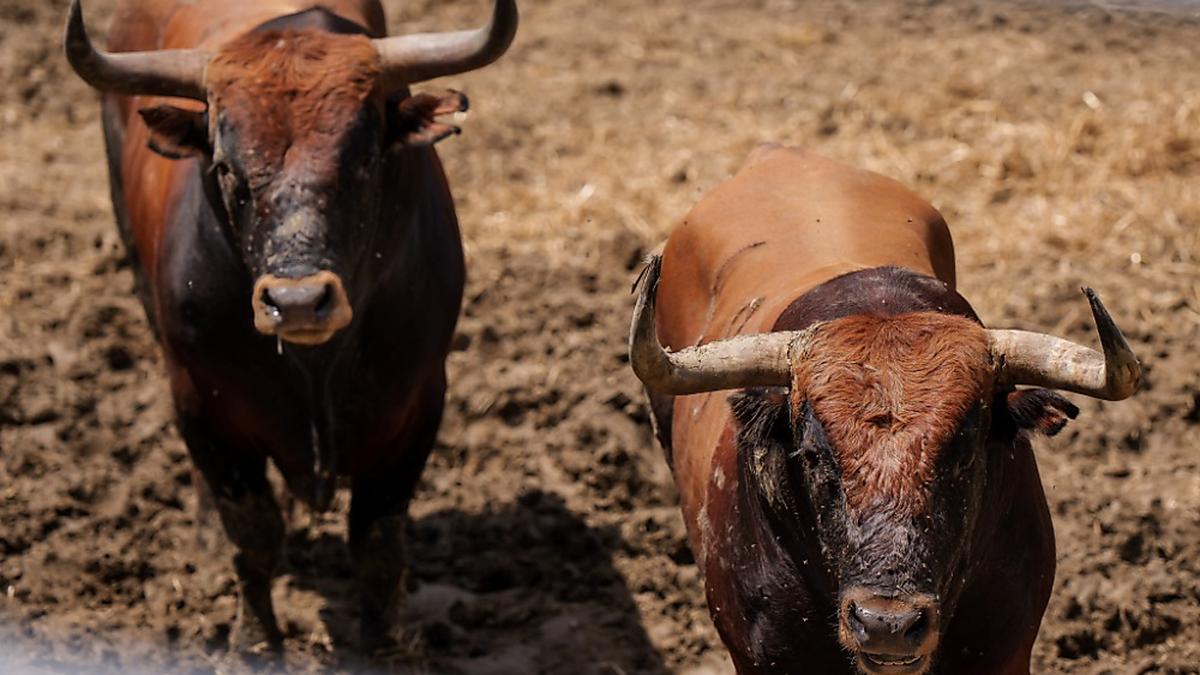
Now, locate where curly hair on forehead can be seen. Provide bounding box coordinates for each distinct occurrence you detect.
[206,29,382,187]
[790,312,994,517]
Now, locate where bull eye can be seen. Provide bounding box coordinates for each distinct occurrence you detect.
[212,164,252,224]
[209,159,233,182]
[215,164,238,194]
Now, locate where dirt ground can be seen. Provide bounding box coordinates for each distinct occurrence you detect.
[1,0,1198,673]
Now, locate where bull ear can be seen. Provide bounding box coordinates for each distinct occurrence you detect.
[387,90,469,149]
[730,387,790,440]
[731,388,802,513]
[1003,389,1080,437]
[138,105,209,159]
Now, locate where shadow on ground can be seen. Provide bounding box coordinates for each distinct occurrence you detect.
[281,491,670,675]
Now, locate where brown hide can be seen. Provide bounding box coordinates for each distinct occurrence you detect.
[655,145,958,555]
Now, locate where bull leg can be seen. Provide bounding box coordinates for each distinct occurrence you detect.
[348,398,442,653]
[348,477,411,653]
[178,415,285,654]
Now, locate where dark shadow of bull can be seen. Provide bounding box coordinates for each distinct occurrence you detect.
[281,491,670,675]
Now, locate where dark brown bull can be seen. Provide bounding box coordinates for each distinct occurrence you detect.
[630,145,1140,674]
[64,0,516,653]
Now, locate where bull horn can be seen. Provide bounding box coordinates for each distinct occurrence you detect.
[988,288,1141,401]
[629,256,818,395]
[373,0,518,91]
[64,0,209,100]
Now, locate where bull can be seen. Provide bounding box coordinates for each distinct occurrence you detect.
[630,145,1140,674]
[64,0,516,653]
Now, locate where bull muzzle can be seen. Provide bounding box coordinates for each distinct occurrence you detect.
[252,271,352,346]
[840,589,940,675]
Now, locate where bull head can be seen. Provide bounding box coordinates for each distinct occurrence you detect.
[630,255,1140,673]
[64,0,517,346]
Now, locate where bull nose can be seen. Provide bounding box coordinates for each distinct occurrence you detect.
[252,271,353,345]
[264,282,332,315]
[848,601,929,649]
[841,590,939,660]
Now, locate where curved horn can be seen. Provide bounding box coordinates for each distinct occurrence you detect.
[373,0,518,91]
[989,288,1141,401]
[629,255,817,395]
[64,0,209,100]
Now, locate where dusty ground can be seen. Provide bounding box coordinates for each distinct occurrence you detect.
[1,0,1198,673]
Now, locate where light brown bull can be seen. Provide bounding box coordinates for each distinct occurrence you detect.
[631,144,1139,674]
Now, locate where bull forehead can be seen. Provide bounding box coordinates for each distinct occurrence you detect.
[790,312,993,516]
[206,30,381,190]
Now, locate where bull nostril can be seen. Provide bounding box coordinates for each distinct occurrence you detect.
[313,283,334,319]
[904,611,929,644]
[260,288,282,315]
[848,602,869,640]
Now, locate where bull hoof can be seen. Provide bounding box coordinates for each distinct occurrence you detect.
[230,613,284,659]
[232,641,284,671]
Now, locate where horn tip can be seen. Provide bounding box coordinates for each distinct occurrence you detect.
[1081,286,1114,323]
[1081,286,1120,327]
[631,253,662,295]
[1082,285,1143,398]
[66,0,85,38]
[644,254,663,293]
[64,0,92,69]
